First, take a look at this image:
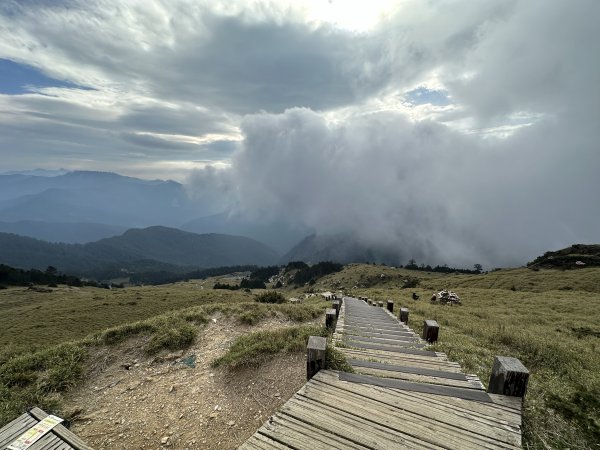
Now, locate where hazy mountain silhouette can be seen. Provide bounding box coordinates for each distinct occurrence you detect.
[0,226,279,276]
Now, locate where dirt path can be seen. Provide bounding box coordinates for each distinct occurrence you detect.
[63,315,313,449]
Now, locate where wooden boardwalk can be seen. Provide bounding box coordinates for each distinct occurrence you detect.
[0,407,92,450]
[240,297,524,449]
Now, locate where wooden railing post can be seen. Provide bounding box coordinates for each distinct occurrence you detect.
[387,300,394,313]
[487,356,529,397]
[400,307,409,324]
[377,301,384,308]
[423,320,439,343]
[332,300,340,318]
[307,336,327,380]
[325,308,337,331]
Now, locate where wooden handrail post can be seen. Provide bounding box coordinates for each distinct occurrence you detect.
[400,307,409,324]
[423,320,439,343]
[332,300,341,318]
[377,301,384,308]
[325,308,337,331]
[387,300,394,313]
[487,356,529,397]
[307,336,327,380]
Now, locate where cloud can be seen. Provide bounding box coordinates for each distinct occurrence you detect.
[227,99,599,266]
[0,0,598,264]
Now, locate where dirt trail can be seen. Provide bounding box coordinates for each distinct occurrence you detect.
[64,315,312,449]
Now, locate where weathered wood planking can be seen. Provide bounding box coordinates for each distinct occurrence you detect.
[347,358,469,380]
[0,408,92,450]
[240,296,523,449]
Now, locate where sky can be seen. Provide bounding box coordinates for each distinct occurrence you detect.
[1,0,599,266]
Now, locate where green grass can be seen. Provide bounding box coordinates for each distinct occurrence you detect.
[348,266,600,450]
[211,325,328,368]
[0,280,267,353]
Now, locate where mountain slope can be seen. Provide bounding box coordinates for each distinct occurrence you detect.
[527,244,600,269]
[0,221,127,243]
[0,171,219,227]
[281,233,404,265]
[0,227,279,275]
[181,211,310,253]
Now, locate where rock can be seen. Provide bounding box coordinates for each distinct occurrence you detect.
[212,318,217,323]
[227,420,235,427]
[209,412,218,419]
[160,436,169,445]
[164,350,184,361]
[169,385,176,393]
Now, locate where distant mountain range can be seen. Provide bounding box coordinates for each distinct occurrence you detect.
[0,220,127,244]
[0,170,204,227]
[0,226,279,277]
[0,170,306,250]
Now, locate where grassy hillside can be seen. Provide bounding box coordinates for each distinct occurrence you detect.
[2,263,599,448]
[0,282,328,427]
[0,280,253,353]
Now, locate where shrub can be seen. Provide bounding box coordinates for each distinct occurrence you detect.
[255,291,286,304]
[240,278,267,289]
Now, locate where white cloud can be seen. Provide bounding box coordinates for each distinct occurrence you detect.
[0,0,598,263]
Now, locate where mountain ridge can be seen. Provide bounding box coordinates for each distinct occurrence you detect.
[0,226,279,277]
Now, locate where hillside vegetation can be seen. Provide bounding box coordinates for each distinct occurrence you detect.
[0,283,328,427]
[1,260,599,449]
[528,243,600,269]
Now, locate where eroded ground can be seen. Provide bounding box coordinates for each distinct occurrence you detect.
[64,315,311,449]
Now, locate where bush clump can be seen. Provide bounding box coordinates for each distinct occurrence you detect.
[255,291,286,304]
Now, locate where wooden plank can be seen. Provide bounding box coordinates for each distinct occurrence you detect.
[489,394,523,412]
[352,366,484,389]
[340,327,418,339]
[342,334,422,346]
[300,380,517,449]
[0,414,37,447]
[282,396,442,450]
[343,320,407,330]
[344,336,425,349]
[340,351,462,373]
[241,432,292,449]
[347,358,467,380]
[345,340,438,357]
[393,388,522,426]
[338,372,493,402]
[28,431,70,450]
[312,372,521,445]
[29,408,92,450]
[259,413,367,450]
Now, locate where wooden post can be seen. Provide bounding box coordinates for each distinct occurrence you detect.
[487,356,529,397]
[423,320,439,343]
[400,307,409,324]
[307,336,327,380]
[367,299,372,305]
[325,308,337,331]
[378,301,384,308]
[387,300,394,313]
[332,300,340,318]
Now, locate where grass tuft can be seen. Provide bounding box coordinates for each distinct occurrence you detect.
[212,325,328,369]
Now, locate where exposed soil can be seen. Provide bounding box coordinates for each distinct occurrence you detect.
[63,314,314,449]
